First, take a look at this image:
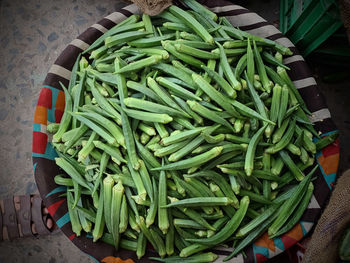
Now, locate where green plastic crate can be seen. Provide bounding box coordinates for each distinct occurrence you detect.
[280,0,343,56]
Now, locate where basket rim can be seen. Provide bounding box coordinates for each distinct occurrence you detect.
[32,1,339,262]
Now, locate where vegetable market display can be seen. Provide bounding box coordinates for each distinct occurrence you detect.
[49,0,339,262]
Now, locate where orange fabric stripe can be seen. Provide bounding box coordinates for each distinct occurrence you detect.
[318,153,339,175]
[255,232,276,251]
[34,106,47,125]
[55,90,65,111]
[286,223,303,241]
[101,256,135,263]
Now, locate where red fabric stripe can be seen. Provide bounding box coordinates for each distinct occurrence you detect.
[47,199,66,216]
[32,132,47,154]
[280,235,298,250]
[256,253,269,263]
[37,88,52,109]
[55,109,64,123]
[322,138,339,157]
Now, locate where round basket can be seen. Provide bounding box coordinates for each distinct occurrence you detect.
[32,1,340,262]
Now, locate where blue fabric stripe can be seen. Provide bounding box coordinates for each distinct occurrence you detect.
[32,142,58,161]
[32,152,46,158]
[43,85,60,94]
[46,186,67,198]
[253,244,269,262]
[33,123,41,132]
[314,130,338,142]
[300,221,307,235]
[273,237,285,251]
[56,212,70,228]
[45,142,58,160]
[323,172,336,188]
[47,108,56,123]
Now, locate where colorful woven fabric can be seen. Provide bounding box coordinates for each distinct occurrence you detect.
[32,1,339,262]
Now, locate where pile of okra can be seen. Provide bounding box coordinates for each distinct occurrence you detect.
[49,0,339,261]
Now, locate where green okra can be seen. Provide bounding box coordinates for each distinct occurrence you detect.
[186,100,233,130]
[92,183,105,242]
[119,195,128,233]
[54,4,321,259]
[128,99,189,120]
[103,175,114,233]
[53,84,73,142]
[162,41,205,69]
[245,125,267,176]
[152,146,223,171]
[84,15,141,53]
[175,43,219,59]
[110,181,124,250]
[116,55,163,74]
[164,197,234,208]
[158,162,169,234]
[268,166,316,236]
[105,31,149,48]
[186,196,249,245]
[157,76,201,101]
[169,5,214,44]
[67,191,82,236]
[270,182,314,238]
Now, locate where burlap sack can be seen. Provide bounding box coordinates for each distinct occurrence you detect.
[339,0,350,43]
[127,0,172,15]
[303,169,350,263]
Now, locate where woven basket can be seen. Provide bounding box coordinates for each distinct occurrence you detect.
[32,1,340,262]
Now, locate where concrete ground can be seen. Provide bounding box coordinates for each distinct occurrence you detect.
[0,0,348,262]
